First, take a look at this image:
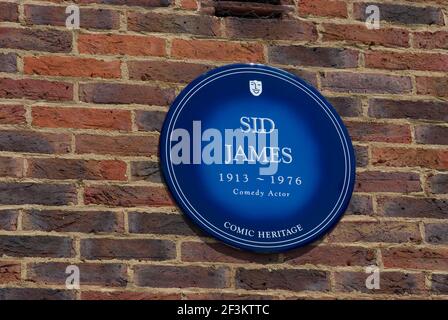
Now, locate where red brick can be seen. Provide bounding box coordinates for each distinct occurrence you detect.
[81,238,175,260]
[0,2,18,22]
[0,235,74,258]
[180,0,197,10]
[82,291,181,300]
[328,221,422,243]
[24,5,120,30]
[335,271,425,295]
[171,39,264,63]
[382,247,448,271]
[225,18,317,41]
[24,56,121,79]
[372,147,448,170]
[236,268,329,291]
[181,241,279,264]
[128,60,212,83]
[377,196,448,219]
[416,77,448,98]
[365,51,448,72]
[23,209,124,233]
[79,82,175,106]
[32,107,131,131]
[77,0,171,7]
[415,125,448,146]
[0,261,20,284]
[283,245,375,267]
[0,182,77,205]
[321,72,412,94]
[414,31,448,50]
[26,158,127,181]
[0,130,71,154]
[321,24,409,48]
[129,212,198,236]
[183,293,275,300]
[355,171,421,193]
[27,262,127,287]
[78,33,166,56]
[299,0,347,18]
[0,210,19,231]
[269,45,358,68]
[353,2,444,26]
[346,122,411,143]
[75,134,158,156]
[0,105,26,124]
[0,288,75,300]
[0,157,24,178]
[128,11,220,36]
[84,185,173,207]
[134,265,230,288]
[368,99,448,122]
[0,27,71,53]
[0,78,73,101]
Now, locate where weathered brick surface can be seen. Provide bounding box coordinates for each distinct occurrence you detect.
[283,245,375,267]
[0,78,73,101]
[321,24,409,48]
[81,238,176,261]
[269,45,358,68]
[32,107,131,131]
[0,28,72,52]
[431,274,448,294]
[84,185,173,207]
[128,60,212,83]
[0,235,74,258]
[0,183,77,205]
[0,130,71,154]
[134,265,230,288]
[79,34,166,56]
[75,134,158,156]
[0,210,19,231]
[377,196,448,219]
[236,268,329,291]
[327,221,421,243]
[24,5,120,30]
[321,72,412,94]
[0,262,20,284]
[23,209,124,233]
[0,0,446,300]
[79,82,175,105]
[27,263,127,287]
[353,3,444,26]
[0,105,26,124]
[382,248,448,271]
[24,56,121,79]
[129,212,198,236]
[0,53,17,73]
[335,271,425,295]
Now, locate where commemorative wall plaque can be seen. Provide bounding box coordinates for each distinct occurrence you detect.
[160,64,356,253]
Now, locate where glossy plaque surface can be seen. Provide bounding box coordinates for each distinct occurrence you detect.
[160,64,356,252]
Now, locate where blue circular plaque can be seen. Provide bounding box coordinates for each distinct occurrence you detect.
[160,64,355,253]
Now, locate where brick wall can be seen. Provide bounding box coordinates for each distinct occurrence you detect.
[0,0,447,300]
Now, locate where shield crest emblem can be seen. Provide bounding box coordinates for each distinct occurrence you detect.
[249,80,262,96]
